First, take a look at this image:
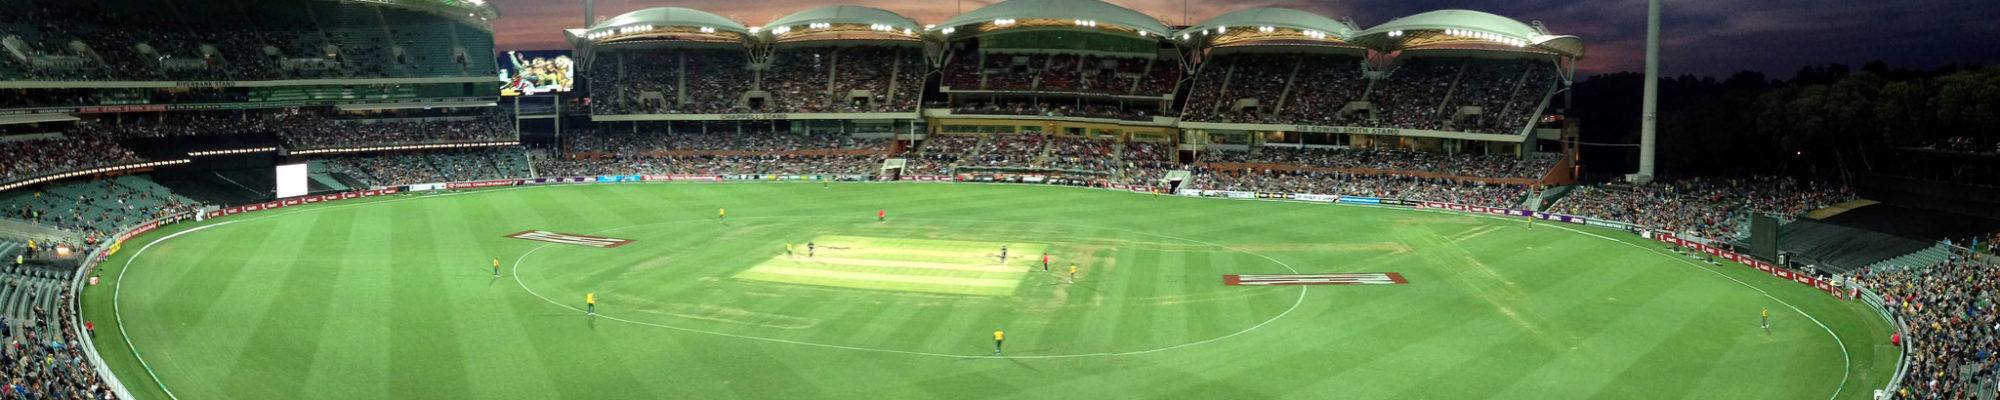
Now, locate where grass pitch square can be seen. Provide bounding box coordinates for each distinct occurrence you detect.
[735,235,1048,296]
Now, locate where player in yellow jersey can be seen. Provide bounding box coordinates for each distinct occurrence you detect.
[1761,308,1768,329]
[1069,263,1077,284]
[993,330,1004,355]
[586,293,596,316]
[718,208,726,224]
[786,242,795,258]
[492,257,500,277]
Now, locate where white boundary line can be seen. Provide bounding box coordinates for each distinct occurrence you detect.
[510,216,1311,359]
[103,182,1857,398]
[106,187,521,398]
[110,221,233,400]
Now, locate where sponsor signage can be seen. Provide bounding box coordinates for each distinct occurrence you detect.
[597,175,642,182]
[719,113,790,120]
[203,188,399,219]
[1295,194,1339,203]
[639,175,720,182]
[1337,197,1381,205]
[1288,125,1403,136]
[448,179,519,189]
[505,230,635,248]
[1224,273,1409,286]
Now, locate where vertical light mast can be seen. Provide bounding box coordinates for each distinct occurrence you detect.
[1635,0,1660,183]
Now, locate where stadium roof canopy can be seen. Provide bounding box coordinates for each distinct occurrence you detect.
[1348,9,1584,58]
[580,7,752,45]
[760,6,924,42]
[933,0,1175,39]
[348,0,501,30]
[1177,8,1358,47]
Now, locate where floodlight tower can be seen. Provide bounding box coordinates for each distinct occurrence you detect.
[585,0,594,28]
[1633,0,1660,184]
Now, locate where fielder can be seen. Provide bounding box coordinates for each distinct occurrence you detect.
[586,293,596,316]
[718,208,726,224]
[993,329,1004,355]
[1069,263,1077,284]
[492,257,500,277]
[1041,253,1050,272]
[786,242,795,258]
[1761,308,1768,328]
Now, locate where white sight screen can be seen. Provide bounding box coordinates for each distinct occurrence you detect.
[275,163,309,198]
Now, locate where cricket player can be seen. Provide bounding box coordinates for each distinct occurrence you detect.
[718,208,726,223]
[1068,263,1077,284]
[1041,253,1050,272]
[586,293,596,316]
[823,178,829,189]
[1761,308,1768,328]
[999,246,1008,263]
[879,209,886,222]
[492,257,500,277]
[786,242,795,257]
[808,241,816,258]
[994,329,1004,355]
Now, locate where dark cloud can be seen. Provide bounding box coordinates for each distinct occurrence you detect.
[488,0,2000,78]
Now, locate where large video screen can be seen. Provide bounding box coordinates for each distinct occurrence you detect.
[275,163,309,198]
[499,50,574,96]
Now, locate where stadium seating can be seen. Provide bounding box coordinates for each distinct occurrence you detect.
[0,0,495,81]
[0,176,202,245]
[322,147,532,187]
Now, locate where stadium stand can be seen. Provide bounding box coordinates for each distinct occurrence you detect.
[0,0,497,81]
[1852,255,2000,400]
[322,147,532,187]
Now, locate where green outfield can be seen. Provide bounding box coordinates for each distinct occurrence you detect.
[81,183,1899,399]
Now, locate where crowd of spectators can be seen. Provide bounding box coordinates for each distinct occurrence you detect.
[562,131,890,154]
[1206,147,1556,180]
[1045,136,1117,172]
[0,298,111,400]
[590,51,750,115]
[1183,54,1292,124]
[1554,177,1856,240]
[0,133,143,183]
[919,135,982,158]
[1,177,203,248]
[1852,255,1998,400]
[950,102,1162,120]
[964,134,1044,168]
[533,154,881,177]
[759,46,924,113]
[1179,55,1555,135]
[1182,166,1529,208]
[280,116,511,149]
[1,0,482,82]
[322,148,529,187]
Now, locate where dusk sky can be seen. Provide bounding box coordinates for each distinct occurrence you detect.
[486,0,2000,79]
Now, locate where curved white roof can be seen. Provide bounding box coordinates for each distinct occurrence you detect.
[1350,9,1584,58]
[589,7,750,36]
[935,0,1174,36]
[767,6,922,33]
[1179,8,1357,40]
